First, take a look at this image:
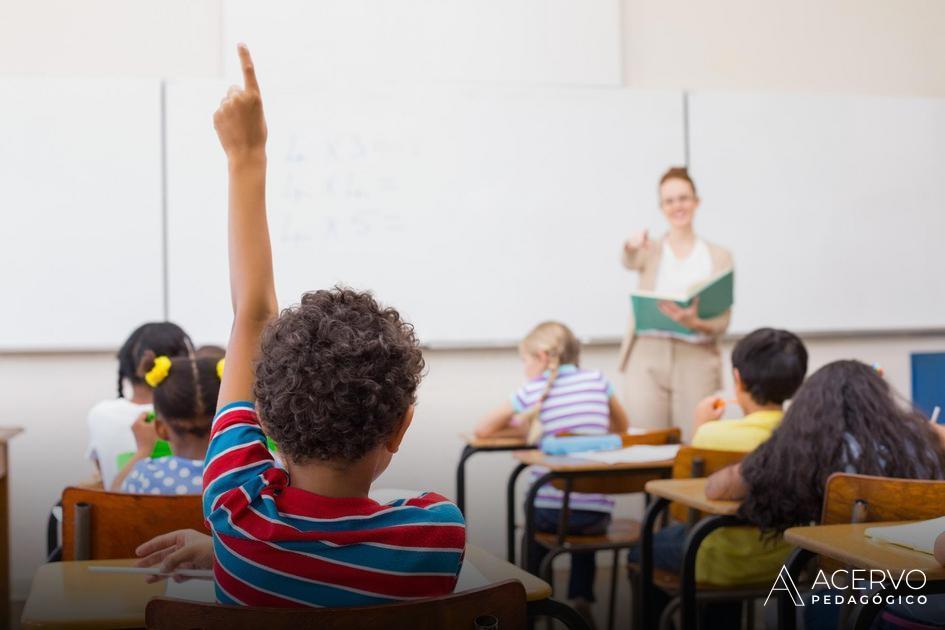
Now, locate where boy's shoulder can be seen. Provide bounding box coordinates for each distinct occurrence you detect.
[692,410,783,452]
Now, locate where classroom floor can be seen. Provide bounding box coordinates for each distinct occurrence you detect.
[554,565,769,630]
[9,600,23,630]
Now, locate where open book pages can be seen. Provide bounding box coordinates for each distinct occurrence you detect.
[865,515,945,555]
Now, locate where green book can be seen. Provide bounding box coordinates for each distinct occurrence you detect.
[630,268,734,337]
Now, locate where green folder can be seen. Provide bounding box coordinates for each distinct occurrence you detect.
[630,268,734,337]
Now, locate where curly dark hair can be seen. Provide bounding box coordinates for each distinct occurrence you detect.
[738,359,945,538]
[254,287,425,465]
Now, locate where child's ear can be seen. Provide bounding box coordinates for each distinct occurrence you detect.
[154,418,171,441]
[732,368,745,393]
[385,405,415,454]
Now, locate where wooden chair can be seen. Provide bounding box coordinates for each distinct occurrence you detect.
[60,486,206,560]
[821,472,945,525]
[669,446,747,524]
[146,580,528,630]
[627,446,760,630]
[534,428,681,630]
[778,474,945,630]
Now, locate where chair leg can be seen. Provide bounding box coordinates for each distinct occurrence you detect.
[628,566,640,630]
[745,597,755,630]
[607,549,618,630]
[659,596,681,630]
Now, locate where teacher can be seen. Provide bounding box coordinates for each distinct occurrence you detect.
[617,167,733,440]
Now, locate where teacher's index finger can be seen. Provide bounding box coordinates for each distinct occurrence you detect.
[237,43,260,93]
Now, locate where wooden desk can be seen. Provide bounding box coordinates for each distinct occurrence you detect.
[644,478,740,516]
[21,546,574,630]
[507,449,675,568]
[456,433,534,517]
[639,477,746,630]
[0,427,22,627]
[784,522,945,630]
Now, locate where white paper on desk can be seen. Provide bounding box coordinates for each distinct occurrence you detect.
[454,560,490,593]
[569,444,681,464]
[165,577,217,602]
[865,515,945,555]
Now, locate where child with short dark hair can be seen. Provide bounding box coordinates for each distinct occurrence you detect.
[86,322,193,489]
[199,45,464,607]
[111,352,222,494]
[629,327,808,628]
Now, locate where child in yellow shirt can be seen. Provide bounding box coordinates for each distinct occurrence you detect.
[630,328,808,629]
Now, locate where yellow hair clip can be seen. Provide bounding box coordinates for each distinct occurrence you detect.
[216,358,225,381]
[145,356,172,388]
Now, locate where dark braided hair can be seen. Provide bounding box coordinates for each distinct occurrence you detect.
[738,360,945,538]
[138,352,220,438]
[115,323,193,398]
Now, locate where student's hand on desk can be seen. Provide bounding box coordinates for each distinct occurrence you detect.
[131,412,158,456]
[659,298,701,330]
[214,44,267,161]
[135,529,214,583]
[694,395,725,426]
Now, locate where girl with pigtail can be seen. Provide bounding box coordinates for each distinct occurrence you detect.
[86,322,194,489]
[111,350,223,495]
[475,321,629,620]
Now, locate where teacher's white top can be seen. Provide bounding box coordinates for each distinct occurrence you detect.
[653,239,713,296]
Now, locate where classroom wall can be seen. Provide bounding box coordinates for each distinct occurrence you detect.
[621,0,945,96]
[3,0,945,600]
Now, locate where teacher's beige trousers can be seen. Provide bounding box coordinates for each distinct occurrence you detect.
[621,336,722,442]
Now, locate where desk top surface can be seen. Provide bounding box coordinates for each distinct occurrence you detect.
[459,433,531,449]
[21,545,551,628]
[644,478,741,515]
[513,448,675,472]
[784,522,945,580]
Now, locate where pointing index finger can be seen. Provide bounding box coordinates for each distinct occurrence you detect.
[237,43,260,93]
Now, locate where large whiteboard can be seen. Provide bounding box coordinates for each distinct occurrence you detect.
[222,0,622,86]
[0,79,164,350]
[166,82,684,344]
[689,91,945,334]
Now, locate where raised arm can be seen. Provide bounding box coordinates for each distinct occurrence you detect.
[621,229,650,271]
[214,44,278,410]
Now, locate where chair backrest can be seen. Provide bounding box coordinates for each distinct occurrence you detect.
[554,428,683,495]
[669,446,747,523]
[61,486,206,560]
[146,580,528,630]
[821,473,945,525]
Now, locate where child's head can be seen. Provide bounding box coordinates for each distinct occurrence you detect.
[195,345,226,360]
[117,323,193,399]
[730,328,808,408]
[138,352,221,445]
[658,166,699,229]
[254,287,425,473]
[739,359,945,535]
[519,321,580,379]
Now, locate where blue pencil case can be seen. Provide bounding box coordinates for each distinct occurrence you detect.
[540,434,622,455]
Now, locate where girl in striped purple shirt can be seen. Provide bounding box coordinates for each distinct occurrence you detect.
[475,321,629,618]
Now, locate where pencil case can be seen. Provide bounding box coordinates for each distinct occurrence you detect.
[540,434,622,455]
